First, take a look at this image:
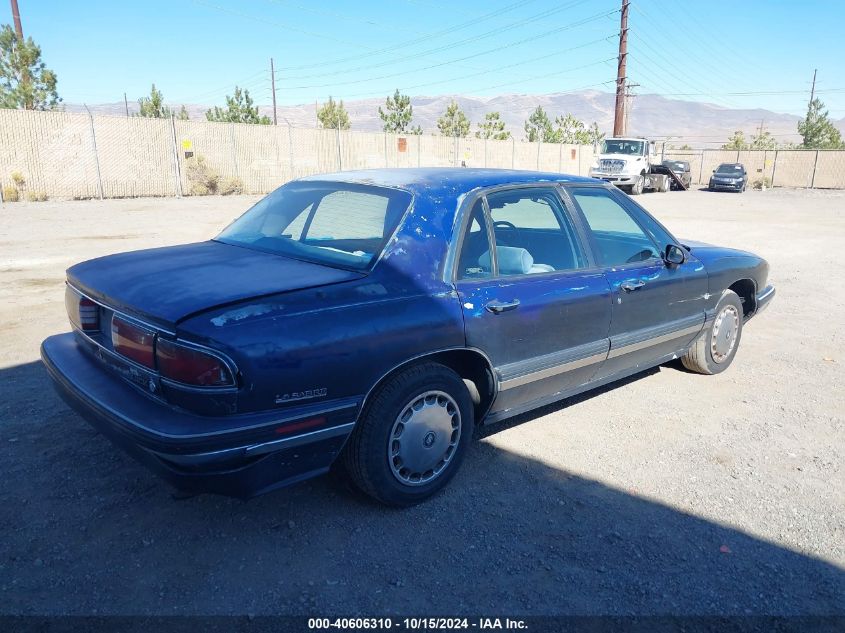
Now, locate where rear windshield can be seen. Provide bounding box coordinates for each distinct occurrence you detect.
[216,182,412,270]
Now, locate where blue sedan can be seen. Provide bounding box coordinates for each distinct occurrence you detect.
[41,169,775,506]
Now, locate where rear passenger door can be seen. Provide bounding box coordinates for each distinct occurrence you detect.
[454,187,612,419]
[564,185,708,380]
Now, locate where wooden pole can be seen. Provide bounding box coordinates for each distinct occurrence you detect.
[612,0,629,136]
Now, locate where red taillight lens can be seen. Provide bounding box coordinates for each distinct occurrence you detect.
[156,338,234,387]
[65,286,100,332]
[111,316,155,368]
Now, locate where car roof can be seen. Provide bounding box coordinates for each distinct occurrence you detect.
[297,168,598,196]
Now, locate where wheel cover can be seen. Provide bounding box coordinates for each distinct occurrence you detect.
[711,304,739,363]
[388,390,461,487]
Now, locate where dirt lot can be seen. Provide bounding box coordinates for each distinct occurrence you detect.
[0,188,843,616]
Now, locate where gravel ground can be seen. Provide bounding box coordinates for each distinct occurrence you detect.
[0,187,843,616]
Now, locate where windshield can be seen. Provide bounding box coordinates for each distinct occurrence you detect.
[715,164,744,175]
[663,161,687,171]
[601,139,644,156]
[216,181,413,270]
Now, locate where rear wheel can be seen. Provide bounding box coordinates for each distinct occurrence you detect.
[341,362,473,506]
[682,290,743,375]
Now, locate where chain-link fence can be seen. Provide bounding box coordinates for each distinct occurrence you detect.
[0,109,598,201]
[3,108,845,201]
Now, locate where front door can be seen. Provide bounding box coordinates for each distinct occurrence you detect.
[564,186,708,381]
[453,188,612,419]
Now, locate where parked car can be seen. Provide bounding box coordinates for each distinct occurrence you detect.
[709,163,748,192]
[42,169,775,506]
[662,159,692,189]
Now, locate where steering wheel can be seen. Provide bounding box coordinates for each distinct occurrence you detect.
[625,248,656,264]
[493,220,520,246]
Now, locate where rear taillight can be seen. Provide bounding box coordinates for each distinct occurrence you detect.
[65,285,100,332]
[156,338,234,387]
[111,316,155,368]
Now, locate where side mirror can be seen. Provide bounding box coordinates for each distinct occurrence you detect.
[664,244,686,266]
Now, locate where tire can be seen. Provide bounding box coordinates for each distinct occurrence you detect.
[341,362,474,506]
[630,174,644,195]
[682,290,744,375]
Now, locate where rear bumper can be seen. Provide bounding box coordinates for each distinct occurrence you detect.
[41,333,358,498]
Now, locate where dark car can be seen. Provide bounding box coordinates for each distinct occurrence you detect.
[42,169,775,506]
[662,159,692,189]
[709,163,748,192]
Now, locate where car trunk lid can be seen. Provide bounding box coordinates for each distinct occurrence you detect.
[67,240,364,327]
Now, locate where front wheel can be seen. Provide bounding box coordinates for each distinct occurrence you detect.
[630,174,644,195]
[341,362,474,506]
[682,290,743,375]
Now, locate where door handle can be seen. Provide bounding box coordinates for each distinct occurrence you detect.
[485,299,520,314]
[620,280,645,292]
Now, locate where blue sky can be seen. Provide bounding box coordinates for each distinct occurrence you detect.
[6,0,844,117]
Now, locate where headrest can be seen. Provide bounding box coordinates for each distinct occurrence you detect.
[478,246,534,275]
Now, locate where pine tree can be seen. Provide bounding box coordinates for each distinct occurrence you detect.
[206,86,271,125]
[136,84,172,118]
[722,130,748,150]
[317,96,350,130]
[798,98,844,149]
[475,112,511,140]
[379,89,415,133]
[437,100,470,138]
[554,114,590,144]
[524,106,557,142]
[0,24,60,110]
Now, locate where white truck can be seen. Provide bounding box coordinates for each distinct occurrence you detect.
[588,137,685,195]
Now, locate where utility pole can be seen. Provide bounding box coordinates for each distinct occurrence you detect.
[613,0,629,136]
[623,82,639,136]
[11,0,31,108]
[270,57,278,126]
[808,68,817,109]
[124,92,129,117]
[10,0,23,38]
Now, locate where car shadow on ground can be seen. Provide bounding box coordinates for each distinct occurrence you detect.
[1,360,843,616]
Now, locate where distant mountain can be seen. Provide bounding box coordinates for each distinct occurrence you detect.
[64,91,845,148]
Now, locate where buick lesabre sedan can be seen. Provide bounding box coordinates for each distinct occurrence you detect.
[42,169,775,506]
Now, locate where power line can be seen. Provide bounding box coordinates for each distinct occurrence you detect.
[276,0,606,82]
[337,61,617,101]
[628,3,746,109]
[190,0,382,50]
[349,39,614,97]
[274,0,545,72]
[281,14,617,91]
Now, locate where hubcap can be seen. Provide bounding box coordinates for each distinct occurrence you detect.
[388,390,461,486]
[711,304,739,363]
